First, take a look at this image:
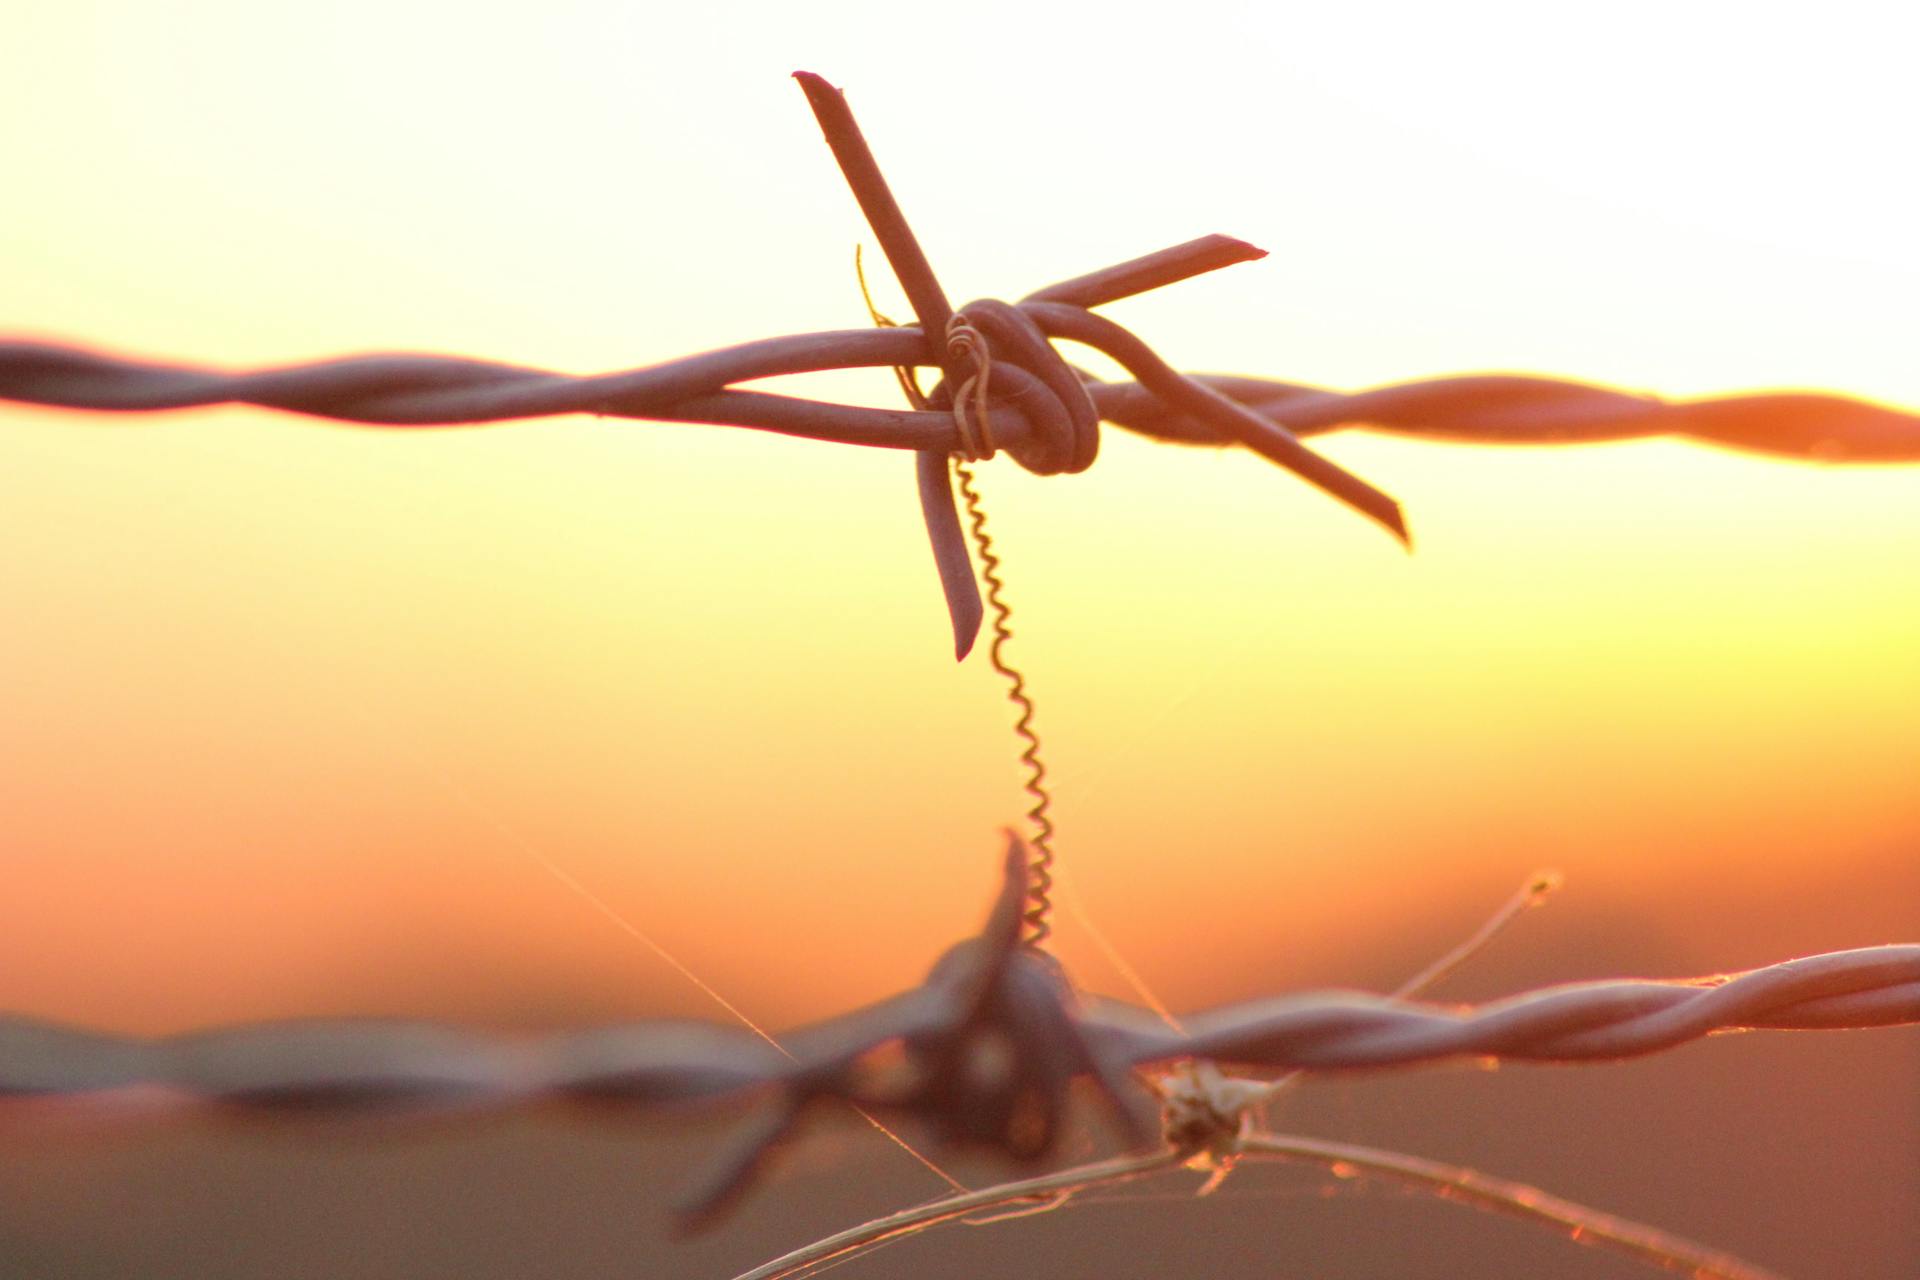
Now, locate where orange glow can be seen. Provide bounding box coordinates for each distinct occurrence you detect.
[1,2,1915,1057]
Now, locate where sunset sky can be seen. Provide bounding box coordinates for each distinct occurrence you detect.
[1,7,1916,1274]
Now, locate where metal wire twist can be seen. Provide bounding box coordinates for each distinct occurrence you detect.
[4,946,1911,1106]
[7,340,1917,460]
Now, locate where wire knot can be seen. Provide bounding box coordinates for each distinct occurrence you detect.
[945,313,995,461]
[928,299,1101,476]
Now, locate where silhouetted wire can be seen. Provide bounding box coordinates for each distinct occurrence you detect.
[2,944,1911,1105]
[5,62,1917,673]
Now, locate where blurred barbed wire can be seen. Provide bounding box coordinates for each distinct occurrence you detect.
[4,841,1914,1225]
[4,946,1911,1103]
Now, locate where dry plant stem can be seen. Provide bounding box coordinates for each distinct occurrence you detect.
[793,70,982,658]
[731,1129,1782,1280]
[1240,1134,1786,1280]
[728,1149,1186,1280]
[1390,871,1562,1003]
[951,462,1058,947]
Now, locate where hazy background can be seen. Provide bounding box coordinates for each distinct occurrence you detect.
[2,2,1915,1276]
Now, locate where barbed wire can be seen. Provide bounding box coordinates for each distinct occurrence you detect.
[7,339,1915,459]
[6,948,1909,1104]
[4,74,1917,676]
[3,841,1913,1219]
[14,958,1906,1102]
[1,88,1913,750]
[3,68,1916,1273]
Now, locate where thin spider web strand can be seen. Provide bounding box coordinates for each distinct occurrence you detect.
[390,736,967,1195]
[1258,868,1562,1106]
[1389,870,1563,1002]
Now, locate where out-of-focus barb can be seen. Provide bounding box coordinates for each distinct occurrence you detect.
[675,834,1149,1225]
[5,929,1914,1212]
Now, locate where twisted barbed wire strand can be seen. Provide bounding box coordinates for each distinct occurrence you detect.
[739,873,1793,1280]
[2,944,1911,1104]
[7,340,1916,462]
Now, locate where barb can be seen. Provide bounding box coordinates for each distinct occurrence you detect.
[951,462,1056,949]
[794,71,985,659]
